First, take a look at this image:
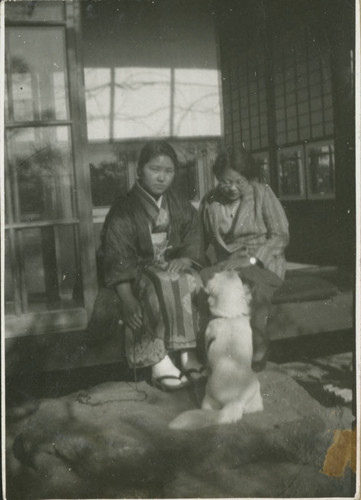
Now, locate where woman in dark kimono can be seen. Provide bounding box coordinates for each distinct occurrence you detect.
[200,146,289,371]
[100,140,205,390]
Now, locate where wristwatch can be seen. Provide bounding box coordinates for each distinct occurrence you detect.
[249,257,264,268]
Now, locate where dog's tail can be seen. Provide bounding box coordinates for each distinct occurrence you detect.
[169,393,264,430]
[168,409,223,430]
[169,403,252,430]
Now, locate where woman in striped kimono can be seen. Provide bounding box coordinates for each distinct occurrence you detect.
[200,147,289,371]
[100,140,205,390]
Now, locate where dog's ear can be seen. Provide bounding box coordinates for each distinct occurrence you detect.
[204,277,213,295]
[225,270,238,280]
[205,272,220,292]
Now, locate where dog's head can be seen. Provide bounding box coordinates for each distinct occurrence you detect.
[204,270,251,318]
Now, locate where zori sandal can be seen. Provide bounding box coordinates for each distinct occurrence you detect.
[151,374,191,392]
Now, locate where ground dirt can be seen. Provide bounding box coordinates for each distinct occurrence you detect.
[5,360,355,499]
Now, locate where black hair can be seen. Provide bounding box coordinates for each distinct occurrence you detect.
[137,140,178,172]
[213,146,260,180]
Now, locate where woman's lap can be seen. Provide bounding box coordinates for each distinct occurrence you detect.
[126,265,202,367]
[200,262,282,290]
[89,263,280,367]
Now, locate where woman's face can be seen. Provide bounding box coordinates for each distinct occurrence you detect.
[138,155,176,197]
[218,168,249,201]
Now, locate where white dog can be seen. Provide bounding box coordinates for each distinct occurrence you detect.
[169,270,263,430]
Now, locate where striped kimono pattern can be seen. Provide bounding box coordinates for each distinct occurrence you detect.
[125,265,202,367]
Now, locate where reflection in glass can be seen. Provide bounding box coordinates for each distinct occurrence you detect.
[278,148,305,198]
[174,159,198,201]
[53,72,68,120]
[253,152,271,184]
[90,152,128,207]
[6,127,75,222]
[173,143,200,201]
[174,69,221,136]
[5,231,15,315]
[21,225,82,312]
[307,143,335,197]
[84,68,112,141]
[11,72,35,121]
[7,28,69,121]
[86,67,171,140]
[84,66,222,140]
[5,1,64,23]
[114,67,171,139]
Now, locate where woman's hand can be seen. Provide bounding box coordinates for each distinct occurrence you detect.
[116,282,142,329]
[122,295,143,329]
[168,257,192,273]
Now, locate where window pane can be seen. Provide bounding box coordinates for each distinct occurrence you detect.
[114,67,171,139]
[84,68,112,141]
[6,127,75,222]
[288,131,298,143]
[173,158,198,201]
[278,148,305,197]
[307,143,335,196]
[89,147,128,207]
[5,1,64,22]
[20,225,82,312]
[253,152,271,184]
[7,28,69,121]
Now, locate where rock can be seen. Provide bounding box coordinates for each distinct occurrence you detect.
[6,364,354,499]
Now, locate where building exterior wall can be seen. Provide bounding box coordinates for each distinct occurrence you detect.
[216,0,355,266]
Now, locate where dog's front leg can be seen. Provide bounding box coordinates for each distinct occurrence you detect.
[219,401,245,424]
[202,390,221,410]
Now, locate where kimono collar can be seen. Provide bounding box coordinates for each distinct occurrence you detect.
[204,183,254,252]
[133,181,169,229]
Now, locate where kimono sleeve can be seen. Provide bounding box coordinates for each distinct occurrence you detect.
[178,201,203,264]
[255,185,290,267]
[102,209,139,287]
[198,196,214,266]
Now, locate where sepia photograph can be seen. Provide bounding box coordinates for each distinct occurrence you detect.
[1,0,359,498]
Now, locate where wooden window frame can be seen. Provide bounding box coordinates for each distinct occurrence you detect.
[252,150,271,185]
[4,1,98,339]
[277,145,306,201]
[305,140,335,200]
[275,140,336,202]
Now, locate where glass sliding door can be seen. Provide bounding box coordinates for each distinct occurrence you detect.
[5,1,97,337]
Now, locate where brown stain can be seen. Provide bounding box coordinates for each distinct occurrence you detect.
[322,429,357,477]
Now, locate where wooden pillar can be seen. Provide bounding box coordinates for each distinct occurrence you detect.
[261,0,279,195]
[327,1,355,271]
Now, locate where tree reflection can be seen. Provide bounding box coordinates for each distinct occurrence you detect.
[9,139,73,220]
[90,160,128,207]
[85,67,221,141]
